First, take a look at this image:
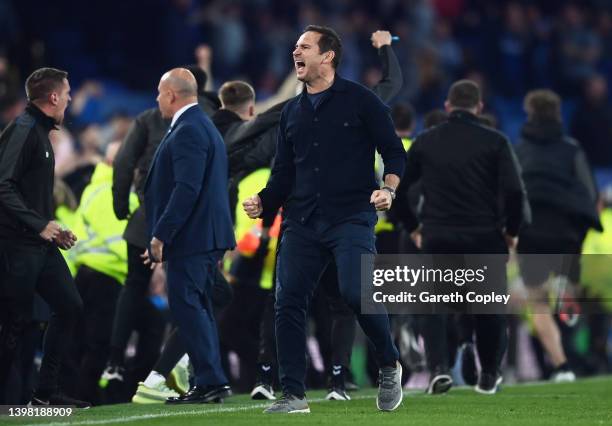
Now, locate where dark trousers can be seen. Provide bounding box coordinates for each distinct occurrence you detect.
[165,251,227,387]
[67,266,122,405]
[109,243,155,365]
[421,228,509,375]
[275,211,398,397]
[0,242,83,397]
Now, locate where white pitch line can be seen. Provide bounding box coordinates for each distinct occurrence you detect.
[17,393,388,426]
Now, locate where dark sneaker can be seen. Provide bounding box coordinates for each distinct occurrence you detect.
[326,365,350,400]
[30,393,91,409]
[460,343,478,386]
[263,393,310,414]
[251,383,276,400]
[99,364,125,388]
[550,363,576,383]
[475,372,503,395]
[326,387,351,401]
[166,385,231,404]
[377,361,403,411]
[426,368,453,395]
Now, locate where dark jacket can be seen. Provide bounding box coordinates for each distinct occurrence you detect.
[400,110,529,236]
[258,75,406,224]
[113,96,219,248]
[144,105,235,260]
[212,102,286,224]
[0,103,57,244]
[372,45,403,102]
[515,120,602,235]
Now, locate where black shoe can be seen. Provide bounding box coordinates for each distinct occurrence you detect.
[166,385,232,404]
[30,393,91,409]
[251,383,276,400]
[461,343,478,386]
[426,368,453,395]
[475,372,502,395]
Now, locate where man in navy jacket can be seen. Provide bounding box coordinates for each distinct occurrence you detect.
[144,68,235,404]
[244,26,406,413]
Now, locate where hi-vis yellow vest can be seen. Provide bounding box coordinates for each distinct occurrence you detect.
[68,163,139,284]
[233,168,280,290]
[581,208,612,311]
[55,205,77,277]
[374,137,412,234]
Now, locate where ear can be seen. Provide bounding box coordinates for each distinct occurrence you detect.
[476,101,484,115]
[444,100,451,112]
[248,104,255,117]
[323,50,335,65]
[49,92,59,106]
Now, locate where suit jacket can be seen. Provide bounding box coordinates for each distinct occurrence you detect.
[144,105,235,260]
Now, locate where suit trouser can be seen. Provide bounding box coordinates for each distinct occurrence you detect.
[420,228,509,375]
[275,211,399,397]
[0,242,83,397]
[165,251,227,387]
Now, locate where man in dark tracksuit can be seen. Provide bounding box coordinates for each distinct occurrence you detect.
[0,68,89,407]
[103,65,225,394]
[243,25,405,413]
[399,80,529,395]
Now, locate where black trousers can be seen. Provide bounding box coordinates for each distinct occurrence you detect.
[420,228,509,375]
[0,242,83,397]
[108,243,155,366]
[63,266,122,405]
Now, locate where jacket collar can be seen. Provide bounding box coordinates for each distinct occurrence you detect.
[25,102,58,131]
[521,119,564,144]
[170,103,199,129]
[212,108,243,126]
[299,73,348,97]
[448,109,480,124]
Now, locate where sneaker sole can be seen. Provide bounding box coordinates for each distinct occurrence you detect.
[427,375,453,395]
[475,376,503,395]
[376,363,403,412]
[264,408,311,414]
[132,394,167,404]
[325,391,351,401]
[250,385,276,400]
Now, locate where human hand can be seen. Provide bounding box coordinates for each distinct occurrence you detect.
[39,221,62,242]
[54,229,77,250]
[371,31,392,49]
[370,189,393,211]
[243,195,263,219]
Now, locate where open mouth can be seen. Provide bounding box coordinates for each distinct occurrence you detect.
[295,60,306,71]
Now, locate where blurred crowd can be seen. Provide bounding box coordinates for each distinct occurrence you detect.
[0,0,611,407]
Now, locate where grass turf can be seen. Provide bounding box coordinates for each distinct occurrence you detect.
[3,376,611,426]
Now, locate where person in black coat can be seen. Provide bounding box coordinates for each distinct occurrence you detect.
[515,89,602,383]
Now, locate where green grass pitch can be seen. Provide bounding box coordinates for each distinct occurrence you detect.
[4,376,611,426]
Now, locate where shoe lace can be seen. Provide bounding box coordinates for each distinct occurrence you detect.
[379,368,397,389]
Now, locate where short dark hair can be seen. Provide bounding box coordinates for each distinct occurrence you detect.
[447,79,481,110]
[391,103,415,132]
[219,81,255,110]
[524,89,562,122]
[303,25,342,69]
[185,64,208,94]
[25,67,68,102]
[423,109,448,129]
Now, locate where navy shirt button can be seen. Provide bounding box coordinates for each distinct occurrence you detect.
[313,142,319,147]
[314,117,319,122]
[314,167,319,172]
[316,193,321,198]
[300,217,305,223]
[344,122,349,127]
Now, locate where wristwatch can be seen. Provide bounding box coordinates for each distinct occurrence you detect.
[381,186,396,200]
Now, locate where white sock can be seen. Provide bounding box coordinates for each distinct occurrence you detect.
[143,371,166,388]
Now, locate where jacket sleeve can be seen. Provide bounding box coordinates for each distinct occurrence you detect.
[396,139,422,232]
[113,115,147,219]
[361,90,406,179]
[499,138,530,236]
[574,148,598,202]
[258,108,295,216]
[0,123,48,233]
[372,45,403,103]
[152,125,209,244]
[229,100,287,144]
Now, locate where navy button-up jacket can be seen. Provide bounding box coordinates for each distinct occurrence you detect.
[258,75,406,223]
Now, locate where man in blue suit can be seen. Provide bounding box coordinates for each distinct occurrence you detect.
[144,68,236,404]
